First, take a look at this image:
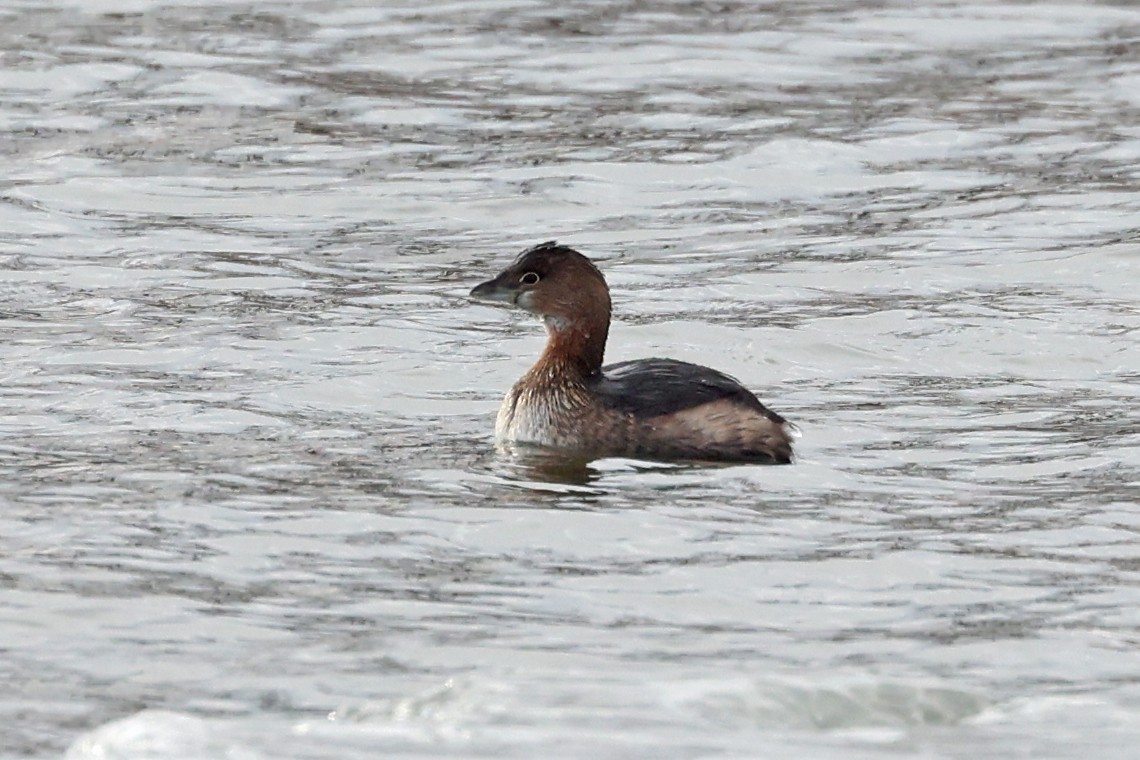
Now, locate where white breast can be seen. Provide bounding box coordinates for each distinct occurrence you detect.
[495,386,580,448]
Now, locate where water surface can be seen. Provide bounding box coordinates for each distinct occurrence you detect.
[1,1,1139,758]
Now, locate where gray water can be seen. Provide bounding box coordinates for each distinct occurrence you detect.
[2,1,1139,758]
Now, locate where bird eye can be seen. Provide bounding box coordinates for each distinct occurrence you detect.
[519,272,540,285]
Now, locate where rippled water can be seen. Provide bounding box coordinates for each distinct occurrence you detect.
[2,1,1139,758]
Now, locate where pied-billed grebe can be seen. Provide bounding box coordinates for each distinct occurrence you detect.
[470,241,793,464]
